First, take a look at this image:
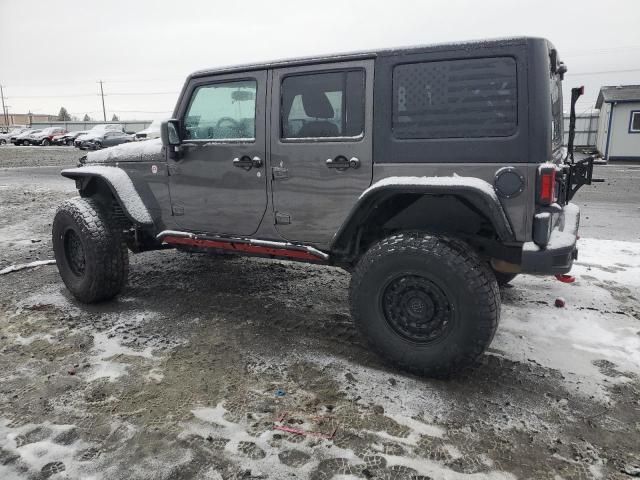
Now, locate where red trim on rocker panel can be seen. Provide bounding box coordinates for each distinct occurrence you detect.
[162,236,323,261]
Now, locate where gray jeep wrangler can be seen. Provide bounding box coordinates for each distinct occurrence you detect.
[52,37,593,377]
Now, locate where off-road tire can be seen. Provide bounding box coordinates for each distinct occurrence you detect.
[492,270,518,286]
[52,197,129,303]
[350,233,500,378]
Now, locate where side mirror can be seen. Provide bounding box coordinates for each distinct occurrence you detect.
[160,119,180,147]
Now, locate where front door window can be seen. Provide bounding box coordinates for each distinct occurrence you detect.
[183,80,257,141]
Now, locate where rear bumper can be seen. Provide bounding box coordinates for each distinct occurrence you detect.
[521,203,580,274]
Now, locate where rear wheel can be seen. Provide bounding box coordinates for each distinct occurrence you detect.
[350,233,500,377]
[0,139,6,145]
[66,139,74,146]
[42,138,51,146]
[21,140,29,146]
[52,197,129,303]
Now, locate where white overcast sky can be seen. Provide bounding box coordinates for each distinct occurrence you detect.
[1,0,639,120]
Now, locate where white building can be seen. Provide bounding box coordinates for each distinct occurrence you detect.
[595,85,640,161]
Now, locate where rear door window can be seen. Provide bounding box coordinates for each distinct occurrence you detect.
[280,70,365,139]
[392,57,517,139]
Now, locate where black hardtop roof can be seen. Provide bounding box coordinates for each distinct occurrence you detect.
[188,36,545,80]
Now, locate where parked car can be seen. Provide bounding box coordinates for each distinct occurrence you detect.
[134,120,162,141]
[74,125,124,148]
[0,127,30,145]
[13,129,41,146]
[53,131,88,146]
[78,130,133,150]
[52,37,594,377]
[28,127,67,146]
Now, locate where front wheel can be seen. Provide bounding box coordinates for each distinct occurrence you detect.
[0,139,6,145]
[350,233,500,378]
[52,197,129,303]
[42,139,51,146]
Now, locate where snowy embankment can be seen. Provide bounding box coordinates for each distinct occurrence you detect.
[497,237,640,400]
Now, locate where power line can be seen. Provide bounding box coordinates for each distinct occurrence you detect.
[7,91,179,99]
[570,68,640,76]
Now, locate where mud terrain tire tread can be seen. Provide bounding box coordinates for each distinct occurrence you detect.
[349,233,500,378]
[52,197,129,303]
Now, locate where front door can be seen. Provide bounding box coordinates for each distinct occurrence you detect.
[270,60,374,245]
[168,71,268,236]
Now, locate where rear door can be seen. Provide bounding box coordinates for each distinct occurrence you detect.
[168,71,268,235]
[269,60,374,245]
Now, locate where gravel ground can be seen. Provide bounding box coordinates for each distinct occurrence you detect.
[0,147,639,480]
[0,145,83,169]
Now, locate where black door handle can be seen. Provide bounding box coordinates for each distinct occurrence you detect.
[326,155,360,170]
[233,155,262,170]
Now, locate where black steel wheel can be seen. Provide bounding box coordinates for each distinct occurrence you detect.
[350,233,500,378]
[52,197,128,303]
[381,274,454,344]
[63,228,86,276]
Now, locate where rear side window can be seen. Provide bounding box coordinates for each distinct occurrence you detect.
[280,70,365,139]
[392,57,517,139]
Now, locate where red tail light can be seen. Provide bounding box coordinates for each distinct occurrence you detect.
[538,165,557,205]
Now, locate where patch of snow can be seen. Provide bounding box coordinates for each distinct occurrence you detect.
[361,175,499,202]
[13,333,55,345]
[381,452,516,479]
[86,323,156,382]
[84,138,162,163]
[183,402,361,479]
[496,237,640,401]
[385,413,445,439]
[0,419,92,479]
[304,353,451,422]
[0,259,56,275]
[61,166,152,224]
[14,285,82,317]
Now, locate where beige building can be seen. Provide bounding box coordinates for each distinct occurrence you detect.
[0,112,56,128]
[595,85,640,161]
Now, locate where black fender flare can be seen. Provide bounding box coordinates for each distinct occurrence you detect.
[331,176,515,253]
[61,165,153,226]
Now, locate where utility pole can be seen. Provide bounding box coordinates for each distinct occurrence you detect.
[0,84,8,128]
[98,80,106,121]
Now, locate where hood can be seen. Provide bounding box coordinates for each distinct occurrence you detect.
[83,138,163,164]
[76,133,101,142]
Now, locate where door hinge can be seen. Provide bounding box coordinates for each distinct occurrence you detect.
[172,205,184,216]
[272,166,289,180]
[275,212,291,225]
